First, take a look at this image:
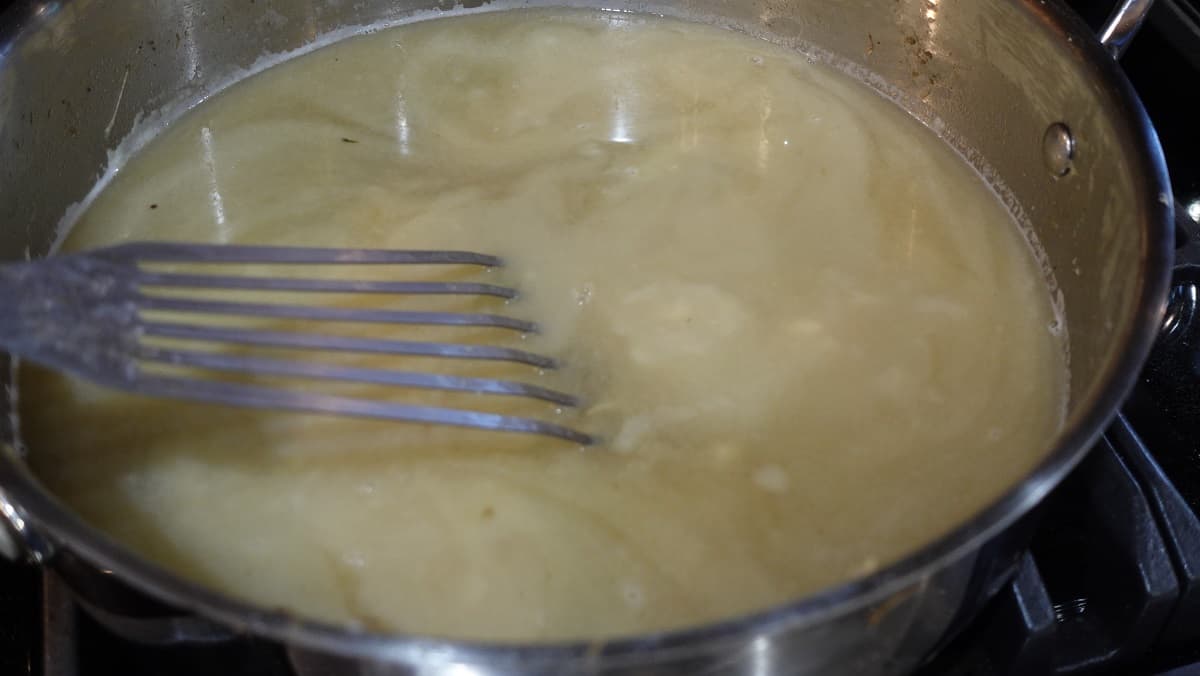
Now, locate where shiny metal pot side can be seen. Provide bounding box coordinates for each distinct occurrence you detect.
[0,0,1173,674]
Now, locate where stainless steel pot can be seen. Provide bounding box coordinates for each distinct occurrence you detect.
[0,0,1174,674]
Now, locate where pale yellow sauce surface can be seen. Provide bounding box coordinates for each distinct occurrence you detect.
[22,9,1066,640]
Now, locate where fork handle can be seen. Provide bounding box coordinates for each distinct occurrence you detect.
[0,257,134,380]
[0,261,42,350]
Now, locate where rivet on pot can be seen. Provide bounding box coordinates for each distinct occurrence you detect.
[1042,122,1076,177]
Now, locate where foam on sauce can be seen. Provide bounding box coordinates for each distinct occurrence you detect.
[21,9,1067,641]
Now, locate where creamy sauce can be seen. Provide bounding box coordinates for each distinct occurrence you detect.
[21,9,1066,641]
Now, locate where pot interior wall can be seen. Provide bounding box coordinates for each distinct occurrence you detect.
[0,0,1154,473]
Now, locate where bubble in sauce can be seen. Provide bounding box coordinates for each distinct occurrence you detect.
[753,465,790,494]
[620,580,646,609]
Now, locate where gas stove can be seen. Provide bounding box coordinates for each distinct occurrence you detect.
[1,1,1199,674]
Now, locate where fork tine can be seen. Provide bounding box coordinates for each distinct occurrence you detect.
[96,242,503,267]
[138,297,538,333]
[141,322,559,369]
[135,271,519,299]
[138,347,579,406]
[132,374,594,445]
[8,244,597,444]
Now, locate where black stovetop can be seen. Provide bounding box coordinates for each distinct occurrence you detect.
[2,1,1199,675]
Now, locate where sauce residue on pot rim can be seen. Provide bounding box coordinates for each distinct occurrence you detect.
[21,8,1068,641]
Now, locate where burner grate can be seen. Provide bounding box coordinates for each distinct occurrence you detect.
[919,418,1200,676]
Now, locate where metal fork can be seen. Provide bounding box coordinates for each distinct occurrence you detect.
[0,242,594,445]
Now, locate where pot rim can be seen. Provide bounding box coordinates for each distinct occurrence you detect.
[0,0,1175,666]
